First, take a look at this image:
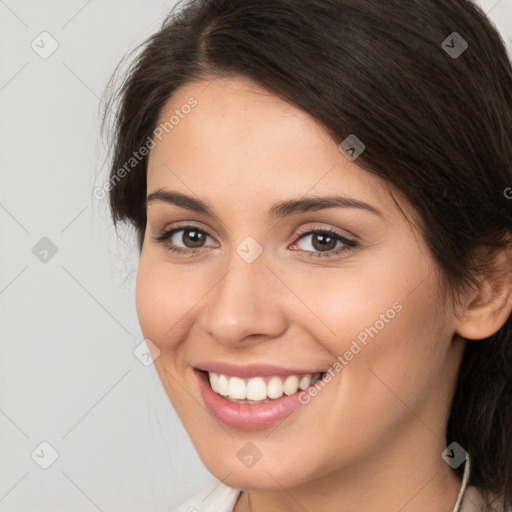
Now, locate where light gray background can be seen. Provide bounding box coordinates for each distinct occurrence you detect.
[1,1,511,511]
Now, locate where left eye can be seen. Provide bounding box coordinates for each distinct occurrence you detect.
[291,229,356,256]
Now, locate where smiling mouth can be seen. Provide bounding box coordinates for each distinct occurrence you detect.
[205,371,325,404]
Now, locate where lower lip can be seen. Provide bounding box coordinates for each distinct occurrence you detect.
[195,369,307,430]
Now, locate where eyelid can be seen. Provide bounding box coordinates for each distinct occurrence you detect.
[152,222,218,246]
[293,223,357,242]
[160,220,210,233]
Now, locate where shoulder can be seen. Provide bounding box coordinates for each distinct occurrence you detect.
[461,486,488,512]
[461,486,512,512]
[172,480,242,512]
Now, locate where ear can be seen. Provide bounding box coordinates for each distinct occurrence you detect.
[456,242,512,340]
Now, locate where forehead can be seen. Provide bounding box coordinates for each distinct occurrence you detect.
[147,77,396,218]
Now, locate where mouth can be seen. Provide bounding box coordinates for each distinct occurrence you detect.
[208,371,324,403]
[194,365,329,430]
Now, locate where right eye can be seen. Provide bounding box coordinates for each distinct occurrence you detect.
[153,225,218,255]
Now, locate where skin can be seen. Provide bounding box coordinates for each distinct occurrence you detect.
[135,76,502,511]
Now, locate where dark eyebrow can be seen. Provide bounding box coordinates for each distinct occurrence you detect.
[268,196,383,218]
[147,189,383,218]
[147,189,215,216]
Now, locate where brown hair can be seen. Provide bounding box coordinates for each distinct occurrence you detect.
[102,0,512,508]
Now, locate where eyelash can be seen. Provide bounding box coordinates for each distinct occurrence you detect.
[152,224,358,259]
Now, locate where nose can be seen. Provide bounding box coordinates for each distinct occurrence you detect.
[198,252,288,347]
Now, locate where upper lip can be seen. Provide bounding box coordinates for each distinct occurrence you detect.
[194,361,326,378]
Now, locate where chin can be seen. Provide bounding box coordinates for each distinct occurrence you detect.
[198,448,320,491]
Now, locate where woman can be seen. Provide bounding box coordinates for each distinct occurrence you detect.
[102,0,512,510]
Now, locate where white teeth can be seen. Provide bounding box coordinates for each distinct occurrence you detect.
[209,372,219,393]
[217,374,229,396]
[299,374,312,390]
[247,377,267,401]
[207,372,323,402]
[228,377,246,399]
[267,376,284,399]
[283,375,299,396]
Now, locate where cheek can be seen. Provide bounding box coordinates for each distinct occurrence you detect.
[332,278,450,429]
[135,255,201,349]
[302,255,448,396]
[289,259,408,352]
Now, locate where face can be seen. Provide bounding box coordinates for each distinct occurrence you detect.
[136,77,464,491]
